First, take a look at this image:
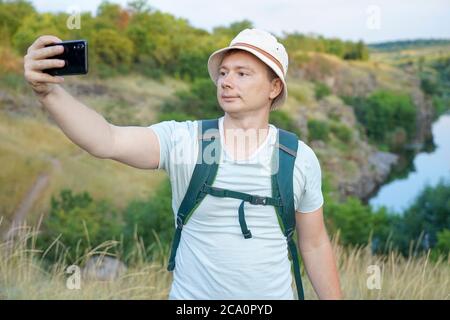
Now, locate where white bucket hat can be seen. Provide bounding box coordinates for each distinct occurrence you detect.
[207,28,289,110]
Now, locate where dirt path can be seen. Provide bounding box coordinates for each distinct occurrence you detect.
[3,158,61,241]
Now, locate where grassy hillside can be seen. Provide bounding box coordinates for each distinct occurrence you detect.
[370,42,450,66]
[0,68,191,233]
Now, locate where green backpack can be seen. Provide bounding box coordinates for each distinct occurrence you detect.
[167,118,305,300]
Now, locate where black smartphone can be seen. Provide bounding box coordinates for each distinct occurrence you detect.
[44,40,88,76]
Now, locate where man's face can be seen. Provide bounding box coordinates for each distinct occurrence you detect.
[217,50,281,114]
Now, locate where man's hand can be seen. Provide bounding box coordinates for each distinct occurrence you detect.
[24,35,66,99]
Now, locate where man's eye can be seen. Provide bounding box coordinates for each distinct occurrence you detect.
[239,72,246,76]
[219,71,226,76]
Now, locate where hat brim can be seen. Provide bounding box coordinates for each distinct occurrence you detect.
[207,45,287,110]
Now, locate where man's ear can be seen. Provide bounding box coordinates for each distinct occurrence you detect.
[269,78,283,100]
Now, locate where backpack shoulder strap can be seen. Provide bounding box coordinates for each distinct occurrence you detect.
[275,128,298,232]
[167,118,220,271]
[271,128,305,299]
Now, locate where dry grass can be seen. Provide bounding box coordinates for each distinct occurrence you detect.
[0,224,172,300]
[326,235,450,300]
[0,226,448,300]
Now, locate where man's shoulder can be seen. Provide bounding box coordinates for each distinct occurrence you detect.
[149,118,199,139]
[295,139,322,171]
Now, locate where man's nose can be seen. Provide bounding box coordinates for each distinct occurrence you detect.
[220,73,234,89]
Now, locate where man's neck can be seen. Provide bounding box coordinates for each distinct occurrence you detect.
[222,111,271,160]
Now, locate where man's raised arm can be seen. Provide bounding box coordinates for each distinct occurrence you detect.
[24,35,160,170]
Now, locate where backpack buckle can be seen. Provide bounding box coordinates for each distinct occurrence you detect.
[250,196,267,205]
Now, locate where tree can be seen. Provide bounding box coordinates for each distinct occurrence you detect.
[91,29,134,74]
[160,78,221,120]
[393,179,450,255]
[0,0,35,42]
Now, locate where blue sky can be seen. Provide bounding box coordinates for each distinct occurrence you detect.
[30,0,450,43]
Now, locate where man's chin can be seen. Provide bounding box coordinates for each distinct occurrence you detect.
[219,102,243,113]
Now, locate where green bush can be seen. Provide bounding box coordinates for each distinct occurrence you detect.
[307,119,330,142]
[12,12,68,54]
[37,189,122,263]
[432,96,448,116]
[420,76,438,95]
[282,33,369,61]
[392,179,450,255]
[123,178,173,260]
[160,77,222,119]
[0,0,35,40]
[324,196,393,248]
[91,29,134,74]
[343,90,417,149]
[314,82,331,100]
[435,229,450,257]
[269,110,302,137]
[330,122,352,143]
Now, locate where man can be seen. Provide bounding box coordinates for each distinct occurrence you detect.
[24,28,342,299]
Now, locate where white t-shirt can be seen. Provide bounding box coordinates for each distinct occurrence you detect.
[149,116,324,299]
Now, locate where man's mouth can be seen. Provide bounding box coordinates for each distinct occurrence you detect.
[221,95,239,101]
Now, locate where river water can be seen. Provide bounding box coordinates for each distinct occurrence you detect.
[369,112,450,213]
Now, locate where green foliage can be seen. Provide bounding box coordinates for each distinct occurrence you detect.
[432,96,447,116]
[343,90,417,150]
[213,20,253,38]
[4,0,373,81]
[269,110,302,137]
[91,29,134,76]
[122,178,173,258]
[282,33,369,61]
[434,229,450,257]
[0,0,35,42]
[420,76,438,95]
[392,179,450,255]
[12,12,68,54]
[126,9,213,79]
[159,77,222,120]
[307,119,330,142]
[95,1,126,30]
[329,122,353,143]
[323,179,450,256]
[314,82,331,100]
[324,196,393,247]
[343,40,369,60]
[427,56,450,116]
[37,189,122,263]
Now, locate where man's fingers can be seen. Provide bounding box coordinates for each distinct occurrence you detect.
[29,45,65,60]
[26,71,64,84]
[29,59,65,71]
[28,35,62,53]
